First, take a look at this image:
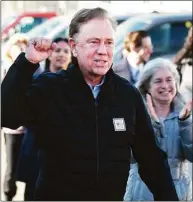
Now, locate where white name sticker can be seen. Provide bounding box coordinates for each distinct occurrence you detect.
[113,118,126,131]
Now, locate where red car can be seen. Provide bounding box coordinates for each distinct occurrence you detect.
[1,12,57,41]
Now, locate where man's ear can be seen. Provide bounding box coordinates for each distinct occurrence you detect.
[69,38,78,57]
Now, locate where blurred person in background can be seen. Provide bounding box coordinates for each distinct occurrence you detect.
[44,37,71,72]
[2,7,179,201]
[16,37,72,201]
[34,37,71,76]
[1,33,28,81]
[173,26,192,102]
[1,34,28,201]
[124,58,192,201]
[173,26,192,84]
[112,30,153,85]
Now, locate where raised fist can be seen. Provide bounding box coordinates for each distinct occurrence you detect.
[25,38,57,64]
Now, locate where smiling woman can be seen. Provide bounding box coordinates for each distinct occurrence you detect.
[137,58,180,101]
[45,37,71,72]
[34,37,72,76]
[124,58,192,201]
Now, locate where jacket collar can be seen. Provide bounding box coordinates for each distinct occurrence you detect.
[66,63,118,105]
[67,63,114,84]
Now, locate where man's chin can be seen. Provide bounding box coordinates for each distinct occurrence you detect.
[93,68,109,76]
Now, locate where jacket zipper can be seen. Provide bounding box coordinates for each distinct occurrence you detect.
[94,100,99,181]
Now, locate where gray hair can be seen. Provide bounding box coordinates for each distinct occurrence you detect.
[136,58,180,96]
[69,7,117,39]
[136,58,186,108]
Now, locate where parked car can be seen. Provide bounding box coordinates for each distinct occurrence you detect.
[45,21,70,40]
[2,15,71,64]
[113,12,192,64]
[113,13,142,25]
[1,12,57,42]
[2,15,71,55]
[26,15,71,39]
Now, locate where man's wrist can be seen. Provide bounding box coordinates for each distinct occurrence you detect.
[25,54,39,64]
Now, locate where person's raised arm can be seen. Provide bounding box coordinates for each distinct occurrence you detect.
[2,38,57,129]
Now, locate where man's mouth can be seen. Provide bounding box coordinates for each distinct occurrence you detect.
[94,59,107,65]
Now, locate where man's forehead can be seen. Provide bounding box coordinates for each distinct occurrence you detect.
[79,18,114,32]
[76,20,115,41]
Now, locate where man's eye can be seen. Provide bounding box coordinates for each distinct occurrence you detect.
[89,40,98,44]
[107,41,113,45]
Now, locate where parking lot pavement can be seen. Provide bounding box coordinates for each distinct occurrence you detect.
[1,132,25,201]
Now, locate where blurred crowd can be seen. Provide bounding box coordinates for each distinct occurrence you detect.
[1,5,192,202]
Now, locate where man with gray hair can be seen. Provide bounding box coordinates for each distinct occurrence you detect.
[2,7,179,201]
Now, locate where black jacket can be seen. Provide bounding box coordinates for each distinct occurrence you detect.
[2,53,178,201]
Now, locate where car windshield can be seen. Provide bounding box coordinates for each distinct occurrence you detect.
[2,16,17,30]
[46,24,69,39]
[115,16,152,47]
[27,16,66,38]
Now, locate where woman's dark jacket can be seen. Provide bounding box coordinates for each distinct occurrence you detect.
[16,64,48,183]
[2,53,178,201]
[16,128,39,182]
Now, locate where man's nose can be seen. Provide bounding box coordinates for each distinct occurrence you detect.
[97,43,107,55]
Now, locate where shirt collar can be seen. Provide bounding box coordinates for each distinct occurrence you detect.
[87,76,105,90]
